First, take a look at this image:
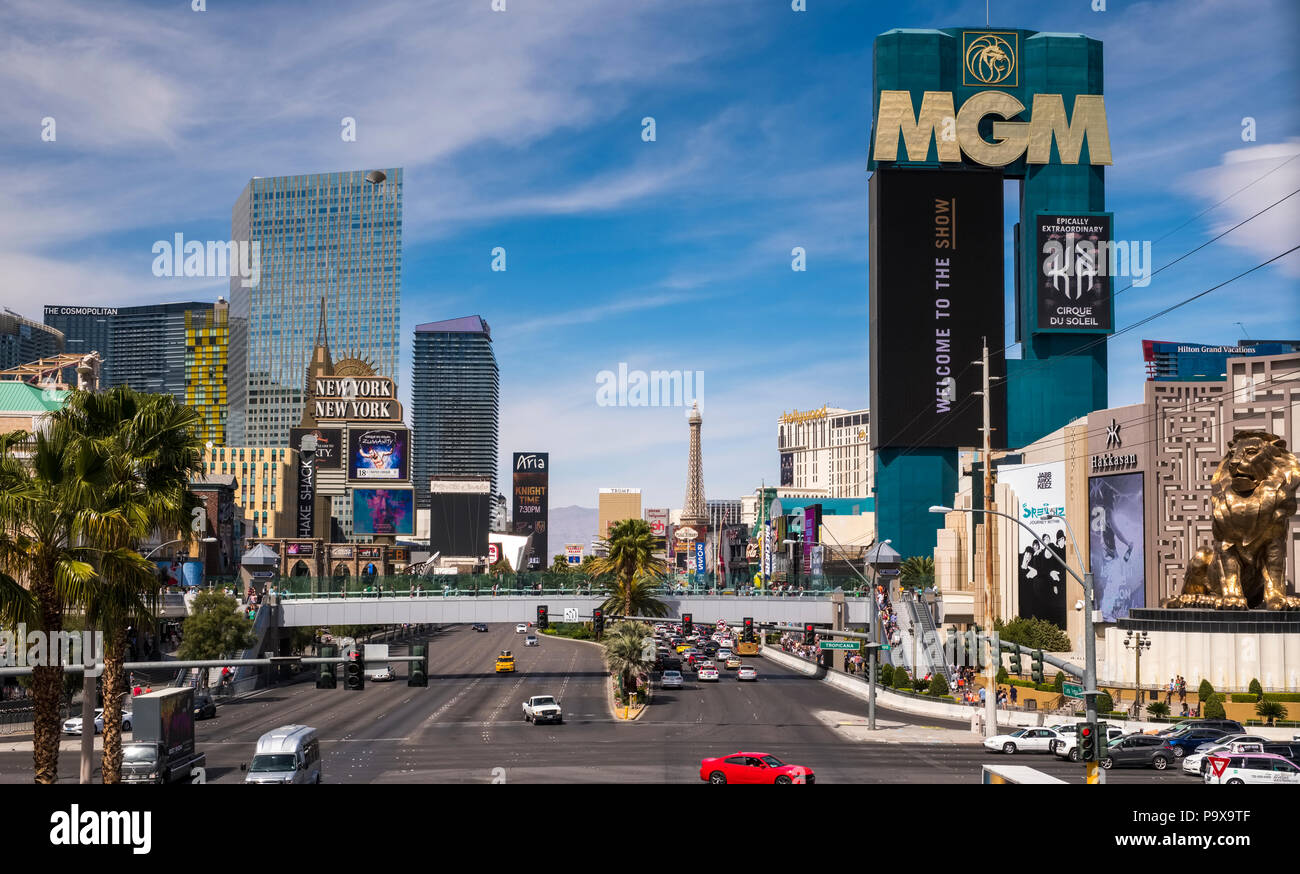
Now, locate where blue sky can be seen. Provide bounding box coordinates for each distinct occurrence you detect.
[1,0,1297,509]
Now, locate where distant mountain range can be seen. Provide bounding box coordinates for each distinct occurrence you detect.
[543,505,599,561]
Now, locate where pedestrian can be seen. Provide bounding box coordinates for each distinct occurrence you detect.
[1178,676,1186,703]
[1010,686,1017,706]
[979,686,986,704]
[1167,678,1174,704]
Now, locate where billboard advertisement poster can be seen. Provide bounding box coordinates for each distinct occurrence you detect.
[780,452,794,486]
[350,427,409,481]
[646,508,669,550]
[1036,212,1115,332]
[695,542,706,575]
[1089,472,1145,622]
[429,492,490,557]
[488,543,500,564]
[512,452,549,570]
[352,488,415,536]
[565,543,583,565]
[762,520,774,579]
[802,505,821,573]
[289,427,343,469]
[286,542,314,556]
[868,168,1006,449]
[998,462,1068,629]
[296,451,315,538]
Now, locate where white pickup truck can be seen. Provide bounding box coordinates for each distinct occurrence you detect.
[522,695,563,725]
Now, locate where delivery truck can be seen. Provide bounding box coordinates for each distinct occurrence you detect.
[121,687,207,784]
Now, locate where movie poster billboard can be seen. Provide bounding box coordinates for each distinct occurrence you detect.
[780,452,794,486]
[869,168,1007,449]
[1089,472,1146,622]
[1036,212,1115,332]
[998,461,1068,629]
[351,488,415,536]
[289,427,342,469]
[802,504,822,573]
[512,452,549,571]
[349,427,409,482]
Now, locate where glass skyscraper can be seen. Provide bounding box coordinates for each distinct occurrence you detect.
[412,316,499,509]
[228,168,402,447]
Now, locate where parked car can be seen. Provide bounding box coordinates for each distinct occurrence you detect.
[1203,752,1300,784]
[1102,734,1177,770]
[984,728,1069,755]
[1160,727,1230,758]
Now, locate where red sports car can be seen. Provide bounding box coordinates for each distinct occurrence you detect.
[699,752,814,784]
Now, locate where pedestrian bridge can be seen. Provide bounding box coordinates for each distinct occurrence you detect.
[274,591,873,628]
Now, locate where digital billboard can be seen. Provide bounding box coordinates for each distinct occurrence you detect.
[428,491,490,557]
[998,461,1068,629]
[349,427,409,482]
[1089,472,1146,622]
[1035,212,1114,332]
[869,168,1007,449]
[352,488,415,536]
[289,427,343,469]
[512,452,549,571]
[780,452,794,486]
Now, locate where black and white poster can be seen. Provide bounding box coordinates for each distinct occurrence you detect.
[779,452,793,486]
[1036,212,1114,332]
[999,461,1068,629]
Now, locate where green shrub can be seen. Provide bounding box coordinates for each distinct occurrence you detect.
[1034,683,1056,693]
[892,668,911,690]
[1146,701,1171,719]
[1256,700,1288,724]
[1053,671,1065,692]
[1248,678,1264,698]
[929,673,950,697]
[996,666,1009,684]
[914,678,930,692]
[1198,679,1215,701]
[1263,693,1300,703]
[993,616,1071,651]
[1203,695,1226,720]
[1230,693,1260,703]
[1095,691,1114,713]
[879,664,894,686]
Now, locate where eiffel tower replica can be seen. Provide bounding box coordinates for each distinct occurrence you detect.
[680,402,708,532]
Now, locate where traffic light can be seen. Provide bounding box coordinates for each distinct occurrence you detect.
[537,605,549,630]
[682,614,693,635]
[1031,649,1044,684]
[593,608,604,639]
[803,623,816,645]
[743,617,753,642]
[344,650,365,691]
[1079,721,1097,762]
[1008,645,1021,676]
[408,644,427,687]
[316,644,337,689]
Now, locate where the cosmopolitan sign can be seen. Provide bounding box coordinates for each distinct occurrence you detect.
[312,377,402,421]
[872,91,1112,167]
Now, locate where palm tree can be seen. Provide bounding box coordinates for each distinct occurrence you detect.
[899,556,934,590]
[591,519,668,619]
[53,388,203,783]
[1256,699,1288,726]
[602,621,654,697]
[0,427,101,783]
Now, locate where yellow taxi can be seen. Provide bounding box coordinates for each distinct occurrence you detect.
[676,643,692,654]
[495,650,516,673]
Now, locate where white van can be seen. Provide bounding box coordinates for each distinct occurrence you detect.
[243,725,322,784]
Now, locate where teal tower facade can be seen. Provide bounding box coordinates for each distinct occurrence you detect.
[868,27,1111,559]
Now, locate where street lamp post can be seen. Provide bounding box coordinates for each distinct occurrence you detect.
[931,504,1101,781]
[1124,630,1151,717]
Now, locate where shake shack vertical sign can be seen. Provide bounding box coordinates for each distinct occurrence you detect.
[297,451,315,538]
[312,377,403,421]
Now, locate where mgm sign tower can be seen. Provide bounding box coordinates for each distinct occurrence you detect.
[869,28,1114,558]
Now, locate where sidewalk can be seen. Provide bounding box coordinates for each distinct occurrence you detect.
[811,709,983,745]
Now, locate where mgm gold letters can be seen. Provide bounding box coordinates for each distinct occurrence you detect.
[873,90,1112,166]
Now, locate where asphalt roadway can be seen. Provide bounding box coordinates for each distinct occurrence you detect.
[0,624,1198,784]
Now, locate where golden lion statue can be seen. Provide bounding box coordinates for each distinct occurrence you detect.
[1164,430,1300,610]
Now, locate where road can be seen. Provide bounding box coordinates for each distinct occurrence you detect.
[0,624,1200,784]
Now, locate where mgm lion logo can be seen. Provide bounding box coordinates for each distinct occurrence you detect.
[964,33,1017,86]
[1165,431,1300,610]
